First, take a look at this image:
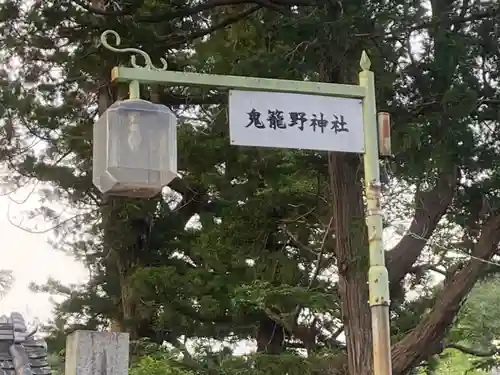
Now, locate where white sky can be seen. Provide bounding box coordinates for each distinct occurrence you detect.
[0,194,87,324]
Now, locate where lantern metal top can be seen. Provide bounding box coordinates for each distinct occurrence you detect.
[106,98,171,113]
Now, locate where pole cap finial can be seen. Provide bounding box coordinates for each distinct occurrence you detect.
[360,50,371,71]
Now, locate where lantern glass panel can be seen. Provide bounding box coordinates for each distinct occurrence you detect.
[93,99,177,198]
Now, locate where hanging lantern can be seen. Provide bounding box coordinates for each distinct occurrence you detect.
[93,99,177,198]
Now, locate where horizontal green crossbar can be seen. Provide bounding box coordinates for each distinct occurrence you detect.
[111,67,366,99]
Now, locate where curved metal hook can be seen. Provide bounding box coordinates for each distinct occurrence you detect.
[100,30,168,71]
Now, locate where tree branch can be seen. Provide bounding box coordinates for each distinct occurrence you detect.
[386,169,458,286]
[164,6,261,49]
[446,343,498,358]
[263,307,317,350]
[74,0,144,16]
[141,0,262,23]
[409,264,447,277]
[168,178,216,227]
[159,92,225,106]
[284,227,317,255]
[356,7,500,41]
[76,0,312,22]
[290,216,333,325]
[391,213,500,374]
[410,6,500,32]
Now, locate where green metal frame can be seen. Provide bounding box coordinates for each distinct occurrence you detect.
[111,66,366,98]
[101,29,366,99]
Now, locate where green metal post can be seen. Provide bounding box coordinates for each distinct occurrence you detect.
[129,80,140,99]
[359,51,392,374]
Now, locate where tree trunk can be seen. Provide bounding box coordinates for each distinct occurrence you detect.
[329,152,372,374]
[256,311,286,354]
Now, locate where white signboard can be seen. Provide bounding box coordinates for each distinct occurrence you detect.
[229,90,364,153]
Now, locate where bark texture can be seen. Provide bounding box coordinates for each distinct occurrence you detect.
[329,152,372,374]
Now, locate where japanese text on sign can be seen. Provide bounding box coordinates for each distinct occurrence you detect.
[246,109,349,134]
[229,90,364,153]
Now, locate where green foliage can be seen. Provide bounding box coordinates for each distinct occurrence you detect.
[449,278,500,350]
[417,350,486,375]
[46,353,64,375]
[130,357,194,375]
[233,280,335,313]
[439,276,500,373]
